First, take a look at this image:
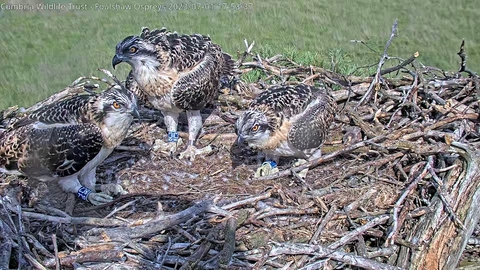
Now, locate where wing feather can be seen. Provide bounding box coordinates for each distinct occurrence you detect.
[14,95,94,128]
[15,123,104,178]
[288,89,337,150]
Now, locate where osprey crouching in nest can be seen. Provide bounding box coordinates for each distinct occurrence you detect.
[235,83,337,178]
[0,87,139,205]
[112,27,235,161]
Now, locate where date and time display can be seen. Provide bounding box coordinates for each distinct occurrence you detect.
[0,2,254,12]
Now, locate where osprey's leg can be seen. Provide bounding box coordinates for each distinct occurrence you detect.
[293,149,322,179]
[255,154,280,177]
[153,110,183,156]
[58,176,113,206]
[179,110,212,161]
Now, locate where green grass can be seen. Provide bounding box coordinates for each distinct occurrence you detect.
[0,0,479,109]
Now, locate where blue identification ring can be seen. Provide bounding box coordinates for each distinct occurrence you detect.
[77,186,92,201]
[168,131,179,142]
[264,160,277,168]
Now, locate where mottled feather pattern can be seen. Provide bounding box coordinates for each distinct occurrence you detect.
[123,27,235,111]
[237,83,337,157]
[13,95,93,129]
[17,124,103,178]
[126,70,152,107]
[287,87,337,150]
[172,54,219,110]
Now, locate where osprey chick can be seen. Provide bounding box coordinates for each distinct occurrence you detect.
[236,84,337,177]
[0,87,139,205]
[112,27,235,161]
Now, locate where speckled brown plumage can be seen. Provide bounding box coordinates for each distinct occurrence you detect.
[112,26,235,160]
[0,87,139,205]
[1,123,103,177]
[114,27,234,111]
[236,83,337,159]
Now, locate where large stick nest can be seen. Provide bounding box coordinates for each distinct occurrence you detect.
[1,25,480,269]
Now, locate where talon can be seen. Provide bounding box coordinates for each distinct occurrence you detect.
[100,183,127,196]
[88,192,114,205]
[179,145,198,161]
[152,138,183,156]
[255,161,279,177]
[293,159,309,178]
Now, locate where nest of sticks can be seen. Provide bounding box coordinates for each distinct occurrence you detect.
[1,22,480,269]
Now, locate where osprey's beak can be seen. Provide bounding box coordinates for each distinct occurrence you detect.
[236,134,245,146]
[112,55,123,69]
[131,107,141,120]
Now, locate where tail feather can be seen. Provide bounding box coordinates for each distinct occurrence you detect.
[221,52,235,76]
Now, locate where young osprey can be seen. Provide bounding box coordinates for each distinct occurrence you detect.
[112,27,235,161]
[0,87,139,205]
[235,84,337,177]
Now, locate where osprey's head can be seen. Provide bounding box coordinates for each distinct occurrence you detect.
[94,87,140,123]
[112,35,159,70]
[235,110,271,149]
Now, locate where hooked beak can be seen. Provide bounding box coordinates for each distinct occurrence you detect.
[112,55,123,69]
[236,134,245,146]
[131,107,141,120]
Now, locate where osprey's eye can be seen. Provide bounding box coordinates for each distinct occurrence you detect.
[251,124,260,132]
[112,102,121,109]
[129,46,138,53]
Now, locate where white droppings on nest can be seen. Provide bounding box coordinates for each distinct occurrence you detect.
[162,184,169,191]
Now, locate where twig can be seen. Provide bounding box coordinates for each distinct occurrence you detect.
[426,157,466,230]
[51,234,60,270]
[380,51,419,76]
[387,161,430,246]
[158,237,172,269]
[104,199,137,219]
[221,191,272,210]
[296,205,337,268]
[217,217,237,269]
[255,135,387,181]
[457,39,479,78]
[270,242,403,270]
[356,20,398,108]
[328,215,390,250]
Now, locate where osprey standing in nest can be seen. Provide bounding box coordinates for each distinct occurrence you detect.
[0,87,139,205]
[235,84,337,177]
[112,27,235,161]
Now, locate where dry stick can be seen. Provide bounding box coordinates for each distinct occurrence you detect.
[255,135,386,181]
[17,210,127,227]
[380,52,419,76]
[51,234,60,270]
[221,191,272,210]
[0,220,12,270]
[16,205,24,270]
[255,207,319,220]
[217,217,237,269]
[95,199,214,240]
[296,205,337,268]
[426,156,466,230]
[270,242,403,270]
[387,161,430,246]
[457,39,479,78]
[356,20,398,108]
[104,199,137,219]
[328,215,390,250]
[23,253,48,270]
[158,237,172,269]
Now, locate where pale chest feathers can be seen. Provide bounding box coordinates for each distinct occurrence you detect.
[101,115,133,148]
[133,65,180,111]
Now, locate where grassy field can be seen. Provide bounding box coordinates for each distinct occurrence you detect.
[0,0,478,110]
